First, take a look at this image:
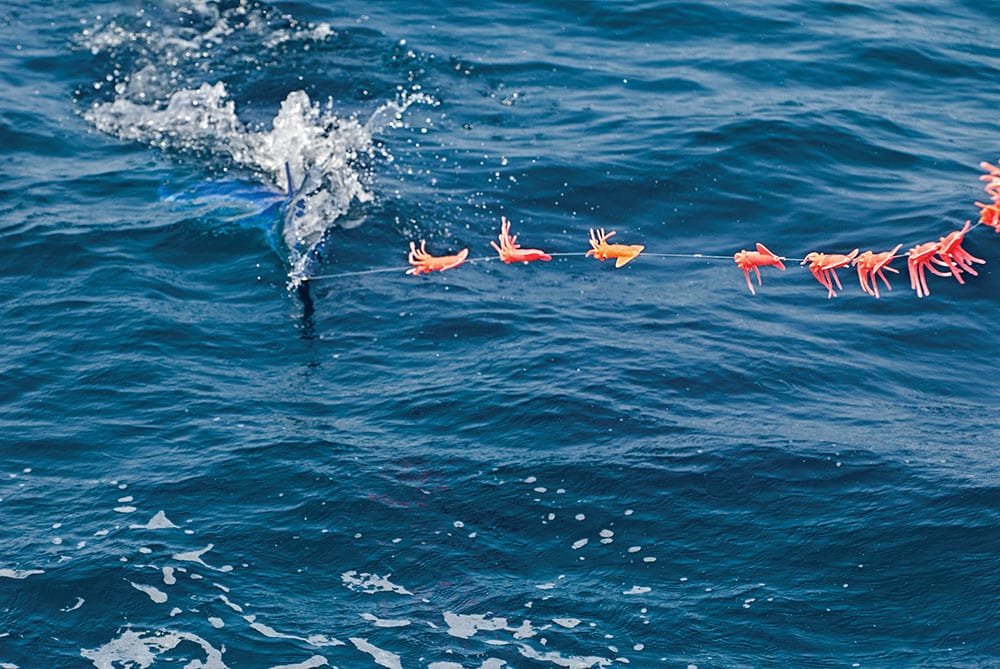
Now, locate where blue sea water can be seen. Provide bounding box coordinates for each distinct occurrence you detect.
[2,0,1000,667]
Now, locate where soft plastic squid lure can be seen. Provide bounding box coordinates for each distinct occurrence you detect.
[852,245,901,299]
[586,228,644,267]
[491,216,551,263]
[802,249,859,298]
[406,240,469,276]
[976,161,1000,232]
[907,221,985,298]
[733,243,785,295]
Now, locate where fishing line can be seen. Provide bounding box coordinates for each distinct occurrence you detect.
[299,250,735,282]
[296,161,1000,299]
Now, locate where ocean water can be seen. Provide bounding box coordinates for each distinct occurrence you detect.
[2,0,999,667]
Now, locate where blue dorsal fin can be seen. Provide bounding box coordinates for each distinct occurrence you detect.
[284,161,295,197]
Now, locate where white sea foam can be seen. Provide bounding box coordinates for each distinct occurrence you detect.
[219,593,243,613]
[130,511,179,530]
[553,618,582,628]
[0,569,43,579]
[430,662,506,669]
[443,612,510,639]
[243,616,343,648]
[360,612,411,628]
[622,586,651,595]
[271,657,329,669]
[81,630,227,669]
[341,570,413,596]
[172,544,233,572]
[517,644,612,668]
[62,597,85,612]
[131,582,168,604]
[443,612,537,641]
[349,638,402,669]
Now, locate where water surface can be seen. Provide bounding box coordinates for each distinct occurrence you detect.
[2,1,999,667]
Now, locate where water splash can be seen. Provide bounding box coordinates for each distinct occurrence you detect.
[78,0,430,284]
